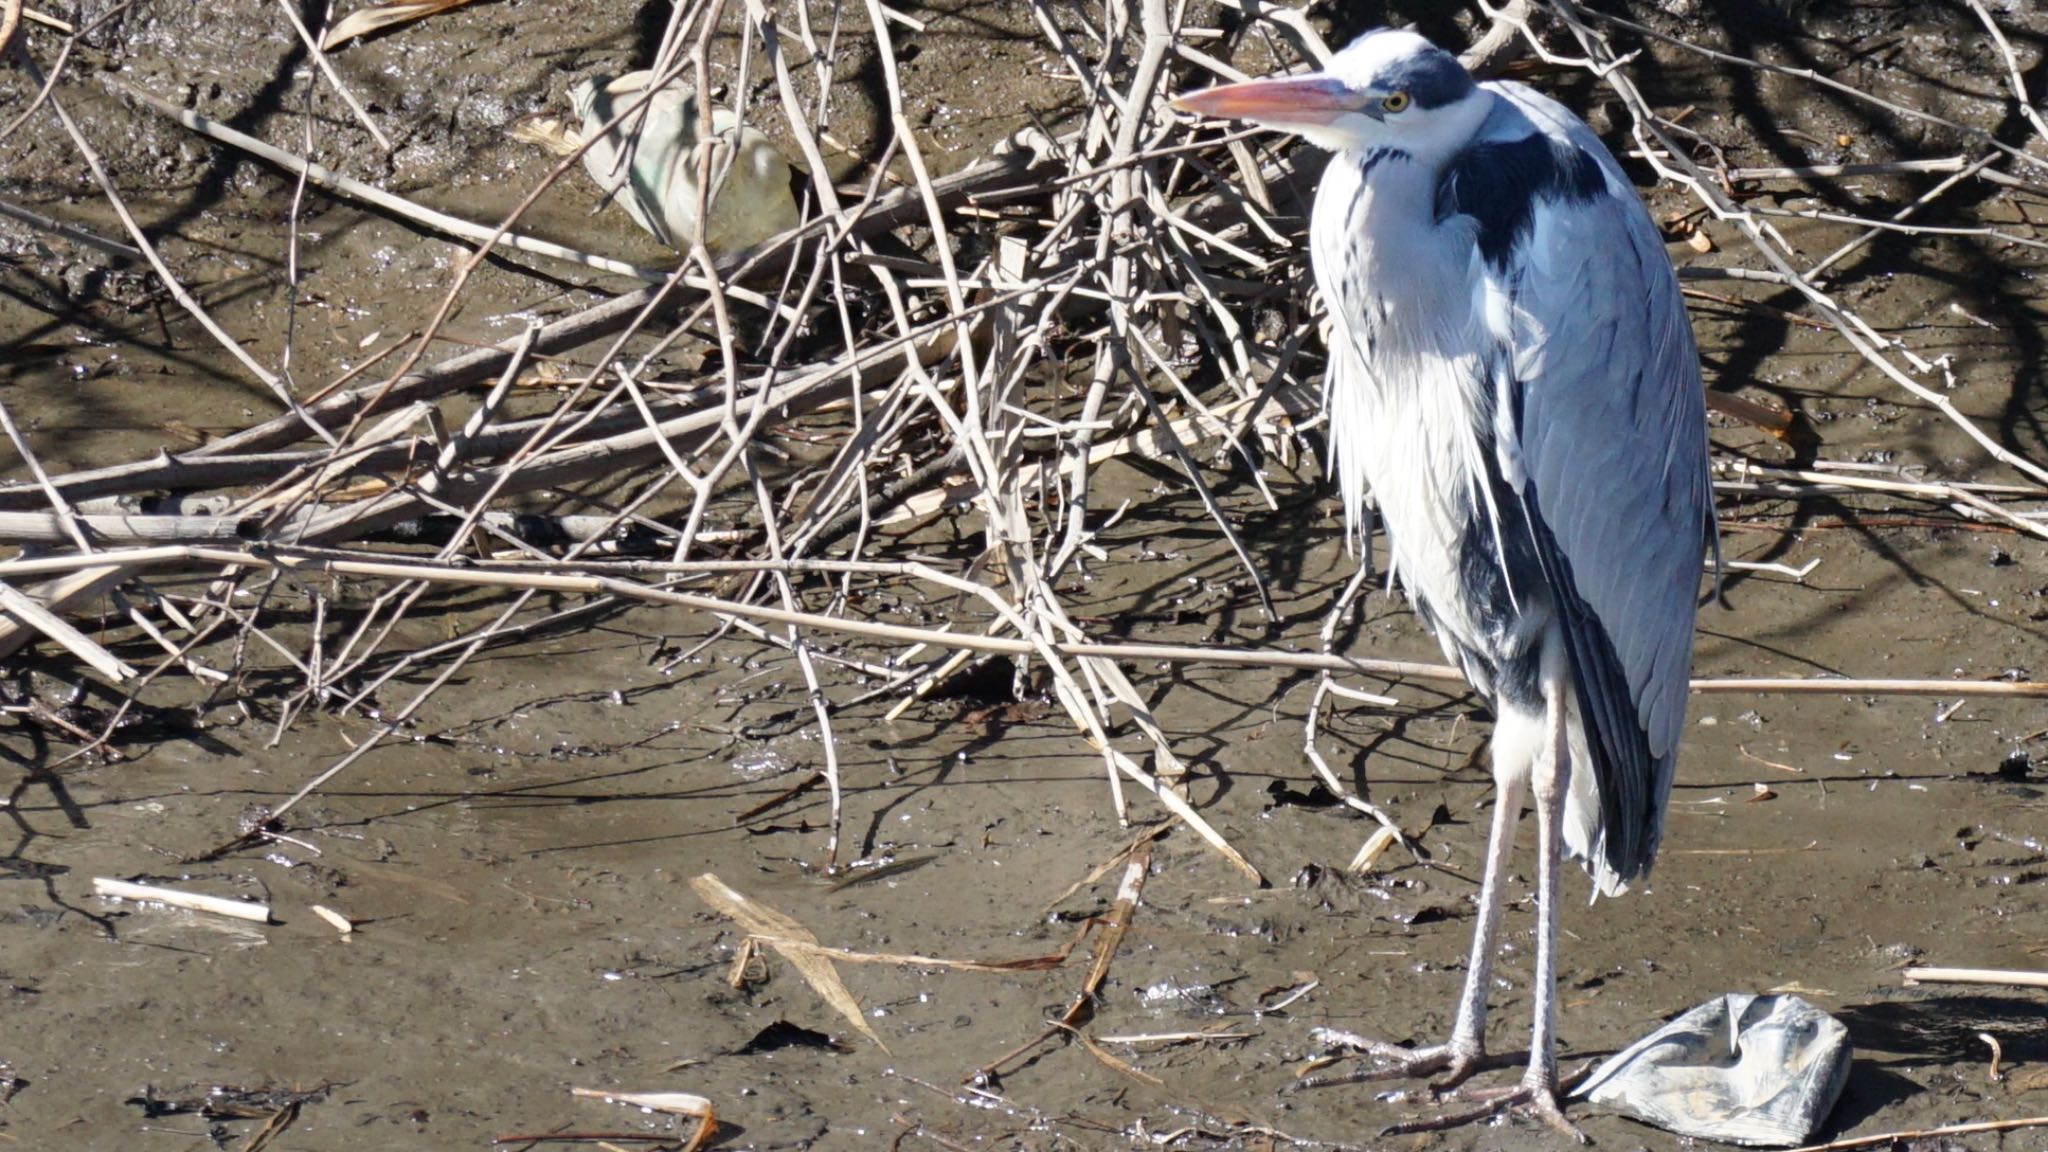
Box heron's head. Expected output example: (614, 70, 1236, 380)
(1171, 30, 1487, 159)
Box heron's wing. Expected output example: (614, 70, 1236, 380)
(1446, 84, 1715, 887)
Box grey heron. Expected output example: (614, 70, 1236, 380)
(1173, 30, 1714, 1137)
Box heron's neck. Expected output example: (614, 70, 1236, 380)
(1346, 146, 1436, 217)
(1322, 147, 1449, 294)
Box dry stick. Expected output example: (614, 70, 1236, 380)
(1012, 0, 1228, 811)
(1538, 2, 2048, 490)
(0, 0, 132, 152)
(877, 393, 1305, 525)
(0, 579, 134, 681)
(1045, 0, 1166, 582)
(192, 284, 667, 457)
(292, 331, 547, 712)
(0, 398, 138, 679)
(1213, 0, 1332, 66)
(1715, 461, 2048, 541)
(421, 325, 537, 500)
(746, 453, 848, 863)
(1724, 156, 1969, 182)
(112, 80, 666, 284)
(853, 0, 990, 484)
(612, 243, 837, 708)
(1784, 1116, 2048, 1152)
(38, 590, 245, 772)
(179, 281, 1056, 705)
(1304, 563, 1409, 843)
(91, 877, 271, 923)
(0, 400, 93, 555)
(1758, 202, 2048, 254)
(9, 544, 2047, 704)
(1718, 459, 2045, 498)
(977, 842, 1155, 1081)
(109, 586, 228, 685)
(1802, 153, 2001, 282)
(0, 564, 130, 663)
(272, 0, 391, 152)
(850, 0, 1189, 833)
(268, 291, 736, 802)
(160, 148, 1050, 463)
(1900, 966, 2048, 989)
(24, 58, 338, 448)
(1945, 486, 2048, 540)
(1580, 5, 2048, 182)
(1967, 0, 2048, 148)
(200, 40, 776, 502)
(1113, 261, 1276, 617)
(19, 4, 67, 32)
(0, 197, 143, 259)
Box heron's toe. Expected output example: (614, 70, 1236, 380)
(1290, 1036, 1497, 1091)
(1381, 1062, 1594, 1141)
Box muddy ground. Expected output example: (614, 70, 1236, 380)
(3, 0, 2047, 1149)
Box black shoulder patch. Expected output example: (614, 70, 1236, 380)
(1435, 133, 1606, 268)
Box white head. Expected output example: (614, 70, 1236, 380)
(1172, 30, 1491, 161)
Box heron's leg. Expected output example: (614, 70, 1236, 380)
(1516, 669, 1583, 1137)
(1304, 719, 1532, 1091)
(1417, 669, 1587, 1141)
(1429, 765, 1525, 1083)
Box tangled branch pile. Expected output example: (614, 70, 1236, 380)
(3, 0, 2046, 869)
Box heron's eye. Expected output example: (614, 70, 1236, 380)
(1382, 91, 1411, 114)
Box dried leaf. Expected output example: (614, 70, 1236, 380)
(321, 0, 480, 49)
(507, 111, 582, 156)
(1705, 391, 1796, 439)
(1063, 1024, 1164, 1086)
(570, 1087, 713, 1115)
(571, 1088, 717, 1152)
(1070, 844, 1153, 1022)
(689, 873, 887, 1051)
(725, 937, 760, 989)
(1346, 825, 1399, 875)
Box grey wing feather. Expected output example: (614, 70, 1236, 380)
(1476, 84, 1715, 883)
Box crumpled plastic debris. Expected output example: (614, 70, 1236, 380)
(567, 71, 799, 255)
(1574, 992, 1851, 1147)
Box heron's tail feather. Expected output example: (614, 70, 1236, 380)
(1559, 685, 1632, 900)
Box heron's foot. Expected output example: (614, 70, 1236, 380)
(1381, 1064, 1591, 1142)
(1294, 1034, 1503, 1094)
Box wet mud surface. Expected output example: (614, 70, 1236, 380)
(4, 1, 2048, 1149)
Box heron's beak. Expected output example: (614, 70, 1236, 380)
(1169, 75, 1372, 127)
